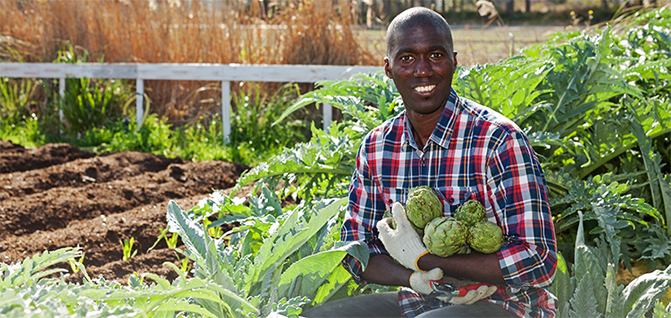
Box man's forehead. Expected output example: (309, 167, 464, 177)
(388, 26, 451, 54)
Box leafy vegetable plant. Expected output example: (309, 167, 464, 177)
(551, 211, 671, 317)
(164, 187, 369, 317)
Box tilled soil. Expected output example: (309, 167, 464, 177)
(0, 140, 250, 284)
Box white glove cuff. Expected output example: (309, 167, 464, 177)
(409, 272, 432, 295)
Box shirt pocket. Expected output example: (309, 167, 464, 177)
(382, 187, 408, 211)
(435, 186, 479, 216)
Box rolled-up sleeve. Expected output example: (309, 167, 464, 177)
(487, 130, 557, 289)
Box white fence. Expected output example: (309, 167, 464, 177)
(0, 63, 381, 142)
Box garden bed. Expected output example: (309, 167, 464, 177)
(0, 140, 248, 284)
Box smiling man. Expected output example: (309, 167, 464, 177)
(303, 7, 557, 318)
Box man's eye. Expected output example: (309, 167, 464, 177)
(430, 53, 443, 58)
(400, 56, 413, 62)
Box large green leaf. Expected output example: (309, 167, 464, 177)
(277, 239, 368, 304)
(628, 114, 671, 233)
(166, 200, 224, 264)
(622, 265, 671, 318)
(245, 198, 347, 294)
(455, 56, 550, 127)
(277, 250, 346, 299)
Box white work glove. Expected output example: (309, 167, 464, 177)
(377, 202, 429, 272)
(409, 268, 444, 295)
(449, 283, 498, 305)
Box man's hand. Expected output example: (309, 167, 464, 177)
(448, 283, 498, 305)
(409, 268, 443, 294)
(377, 202, 428, 272)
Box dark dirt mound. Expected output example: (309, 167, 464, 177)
(0, 195, 208, 267)
(0, 141, 96, 173)
(0, 141, 250, 284)
(0, 160, 246, 238)
(0, 151, 183, 201)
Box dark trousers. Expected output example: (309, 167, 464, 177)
(302, 292, 519, 318)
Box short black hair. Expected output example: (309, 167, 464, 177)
(386, 7, 454, 57)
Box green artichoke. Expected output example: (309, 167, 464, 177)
(467, 221, 505, 254)
(406, 186, 443, 229)
(454, 199, 487, 228)
(422, 217, 467, 257)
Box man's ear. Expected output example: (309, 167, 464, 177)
(453, 51, 458, 67)
(384, 57, 393, 79)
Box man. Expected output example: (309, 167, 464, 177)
(304, 7, 557, 318)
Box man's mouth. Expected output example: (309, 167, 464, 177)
(414, 85, 436, 93)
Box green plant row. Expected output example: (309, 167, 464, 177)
(0, 83, 307, 166)
(0, 44, 308, 166)
(0, 188, 374, 317)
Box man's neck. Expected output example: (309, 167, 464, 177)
(407, 110, 442, 149)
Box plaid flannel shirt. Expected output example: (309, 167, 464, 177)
(341, 89, 558, 318)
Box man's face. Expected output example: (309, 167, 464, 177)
(384, 25, 458, 117)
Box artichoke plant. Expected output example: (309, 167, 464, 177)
(467, 221, 505, 254)
(422, 217, 468, 257)
(454, 199, 487, 227)
(406, 186, 443, 229)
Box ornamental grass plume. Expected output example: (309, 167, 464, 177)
(0, 0, 375, 125)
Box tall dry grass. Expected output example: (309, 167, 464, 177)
(0, 0, 378, 124)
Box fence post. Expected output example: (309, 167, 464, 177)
(136, 79, 144, 128)
(58, 77, 65, 124)
(221, 81, 231, 144)
(323, 103, 332, 132)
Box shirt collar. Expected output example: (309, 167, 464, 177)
(401, 89, 460, 150)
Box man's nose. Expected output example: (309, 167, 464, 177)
(413, 57, 432, 77)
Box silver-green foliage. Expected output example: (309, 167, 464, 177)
(0, 247, 265, 317)
(0, 191, 371, 317)
(165, 189, 369, 317)
(551, 210, 671, 318)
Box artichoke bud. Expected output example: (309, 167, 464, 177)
(422, 217, 467, 257)
(467, 221, 505, 254)
(406, 186, 443, 229)
(454, 199, 487, 228)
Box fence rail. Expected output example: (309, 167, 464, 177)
(0, 63, 382, 142)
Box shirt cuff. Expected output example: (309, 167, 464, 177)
(342, 254, 368, 285)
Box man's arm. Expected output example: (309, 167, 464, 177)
(480, 129, 557, 289)
(417, 252, 505, 286)
(342, 132, 405, 286)
(361, 254, 413, 287)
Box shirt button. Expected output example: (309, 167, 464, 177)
(448, 198, 455, 204)
(420, 159, 427, 166)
